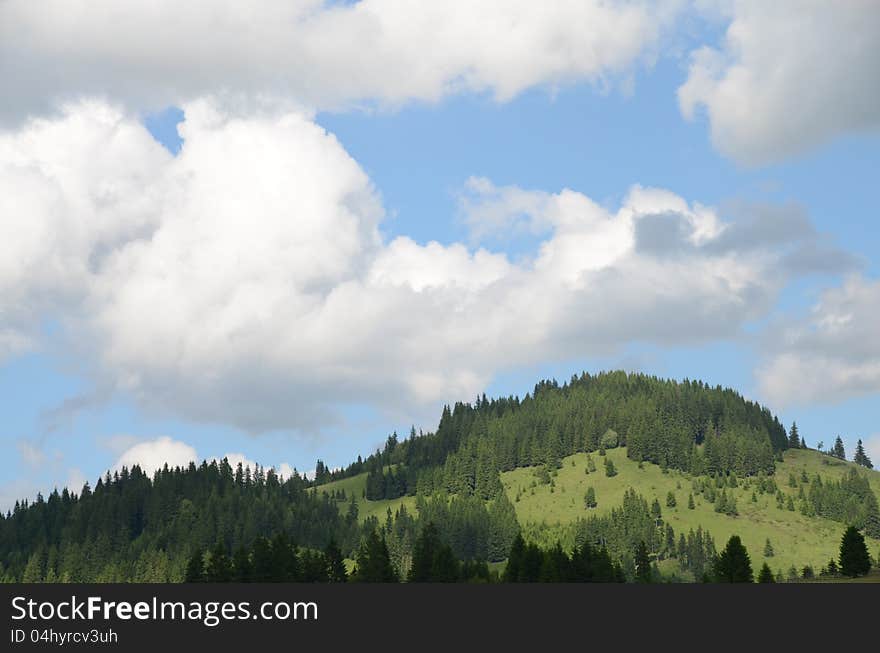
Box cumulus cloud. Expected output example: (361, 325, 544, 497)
(679, 1, 880, 164)
(0, 0, 679, 123)
(757, 276, 880, 407)
(114, 436, 198, 475)
(0, 100, 852, 433)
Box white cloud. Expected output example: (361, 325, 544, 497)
(0, 0, 679, 123)
(757, 276, 880, 407)
(679, 1, 880, 164)
(0, 100, 852, 434)
(114, 436, 198, 475)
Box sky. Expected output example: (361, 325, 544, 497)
(1, 1, 879, 510)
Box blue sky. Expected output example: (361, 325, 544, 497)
(1, 2, 879, 509)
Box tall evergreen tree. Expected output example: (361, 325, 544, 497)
(853, 439, 873, 469)
(832, 436, 846, 460)
(714, 535, 753, 583)
(324, 540, 348, 583)
(205, 542, 232, 582)
(184, 548, 204, 583)
(634, 541, 652, 583)
(353, 530, 397, 582)
(757, 562, 775, 583)
(788, 422, 800, 449)
(839, 526, 871, 577)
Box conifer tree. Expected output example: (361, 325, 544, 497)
(788, 422, 800, 449)
(714, 535, 753, 582)
(184, 548, 204, 583)
(832, 436, 846, 460)
(666, 491, 677, 508)
(853, 439, 873, 469)
(839, 525, 871, 577)
(763, 539, 774, 558)
(634, 541, 652, 583)
(604, 458, 617, 477)
(353, 530, 397, 582)
(324, 540, 348, 583)
(687, 493, 695, 510)
(757, 562, 775, 583)
(205, 542, 232, 582)
(584, 486, 597, 509)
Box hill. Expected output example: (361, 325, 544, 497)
(3, 371, 878, 582)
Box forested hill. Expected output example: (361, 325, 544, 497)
(318, 371, 789, 501)
(0, 371, 806, 582)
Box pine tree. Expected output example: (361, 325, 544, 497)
(232, 546, 251, 582)
(634, 541, 652, 583)
(788, 422, 800, 449)
(853, 439, 873, 469)
(604, 458, 617, 477)
(832, 436, 846, 460)
(714, 535, 753, 582)
(353, 530, 397, 582)
(757, 562, 775, 583)
(584, 486, 597, 509)
(184, 548, 204, 583)
(324, 540, 348, 583)
(763, 538, 774, 558)
(666, 491, 677, 508)
(205, 542, 232, 582)
(839, 525, 871, 577)
(687, 493, 695, 510)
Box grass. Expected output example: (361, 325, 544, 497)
(501, 447, 880, 576)
(312, 470, 416, 524)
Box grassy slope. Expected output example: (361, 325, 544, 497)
(312, 447, 880, 578)
(501, 447, 880, 576)
(312, 471, 416, 524)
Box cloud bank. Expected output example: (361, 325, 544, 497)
(1, 100, 853, 433)
(0, 0, 679, 123)
(679, 0, 880, 164)
(758, 276, 880, 408)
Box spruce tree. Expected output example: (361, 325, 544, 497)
(832, 436, 846, 460)
(788, 422, 800, 449)
(604, 458, 617, 477)
(853, 439, 873, 469)
(763, 538, 774, 558)
(757, 562, 775, 583)
(353, 530, 397, 582)
(584, 486, 597, 509)
(839, 525, 871, 577)
(687, 493, 695, 510)
(666, 491, 677, 508)
(634, 541, 652, 583)
(205, 542, 232, 582)
(184, 548, 204, 583)
(714, 535, 753, 582)
(324, 540, 348, 583)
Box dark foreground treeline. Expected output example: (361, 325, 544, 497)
(182, 524, 875, 584)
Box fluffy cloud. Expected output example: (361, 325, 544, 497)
(114, 436, 198, 476)
(0, 100, 852, 433)
(0, 0, 678, 123)
(757, 276, 880, 407)
(679, 1, 880, 164)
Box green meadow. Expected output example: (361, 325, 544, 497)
(502, 447, 880, 576)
